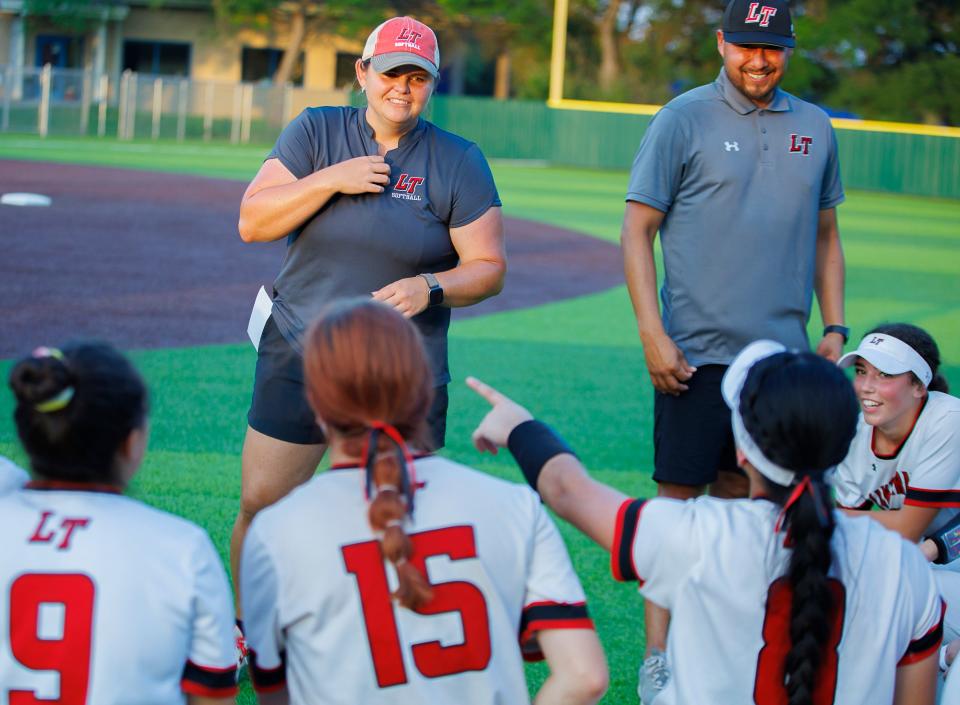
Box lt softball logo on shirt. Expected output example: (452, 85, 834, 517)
(744, 3, 777, 27)
(789, 134, 813, 155)
(393, 173, 425, 201)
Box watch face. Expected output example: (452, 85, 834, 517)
(429, 286, 444, 306)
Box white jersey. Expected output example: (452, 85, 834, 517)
(241, 455, 593, 704)
(612, 496, 944, 705)
(0, 455, 29, 494)
(832, 391, 960, 534)
(0, 482, 237, 703)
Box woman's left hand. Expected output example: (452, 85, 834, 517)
(372, 276, 430, 318)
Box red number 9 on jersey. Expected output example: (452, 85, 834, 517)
(8, 573, 95, 705)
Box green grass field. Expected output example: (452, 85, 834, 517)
(2, 134, 959, 702)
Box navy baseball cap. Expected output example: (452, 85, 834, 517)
(722, 0, 795, 48)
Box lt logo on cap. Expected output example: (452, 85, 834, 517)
(396, 27, 423, 50)
(744, 3, 778, 27)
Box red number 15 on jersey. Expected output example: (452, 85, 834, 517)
(342, 524, 492, 688)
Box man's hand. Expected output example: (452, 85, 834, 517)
(641, 331, 696, 395)
(815, 332, 844, 362)
(466, 377, 533, 454)
(372, 276, 430, 318)
(329, 155, 391, 195)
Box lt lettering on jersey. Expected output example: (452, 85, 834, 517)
(393, 173, 425, 201)
(744, 3, 777, 27)
(868, 470, 910, 510)
(789, 134, 813, 155)
(29, 510, 91, 550)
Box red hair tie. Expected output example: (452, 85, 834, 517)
(774, 475, 829, 534)
(362, 421, 419, 514)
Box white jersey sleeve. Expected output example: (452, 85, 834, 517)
(518, 497, 592, 659)
(182, 532, 239, 697)
(896, 542, 945, 666)
(240, 520, 287, 693)
(904, 407, 960, 508)
(610, 498, 701, 609)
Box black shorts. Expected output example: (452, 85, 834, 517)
(248, 317, 448, 449)
(653, 365, 740, 487)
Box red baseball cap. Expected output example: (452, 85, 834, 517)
(361, 17, 440, 78)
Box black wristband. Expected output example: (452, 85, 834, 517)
(507, 420, 576, 492)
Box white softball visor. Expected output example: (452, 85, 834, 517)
(837, 333, 932, 388)
(722, 340, 796, 487)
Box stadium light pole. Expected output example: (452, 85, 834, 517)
(548, 0, 569, 106)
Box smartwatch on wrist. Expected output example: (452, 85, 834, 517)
(419, 273, 444, 307)
(823, 324, 850, 344)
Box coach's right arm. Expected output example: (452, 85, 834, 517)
(622, 202, 696, 396)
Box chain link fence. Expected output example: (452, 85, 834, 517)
(0, 64, 350, 143)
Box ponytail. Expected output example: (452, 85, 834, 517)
(770, 477, 837, 705)
(737, 351, 858, 705)
(352, 425, 432, 610)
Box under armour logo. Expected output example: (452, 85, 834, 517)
(745, 3, 777, 27)
(724, 141, 740, 152)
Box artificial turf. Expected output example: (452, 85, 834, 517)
(1, 134, 958, 702)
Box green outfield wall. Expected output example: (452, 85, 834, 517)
(424, 95, 960, 200)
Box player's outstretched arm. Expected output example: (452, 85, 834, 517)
(894, 651, 937, 705)
(534, 628, 608, 705)
(467, 377, 628, 552)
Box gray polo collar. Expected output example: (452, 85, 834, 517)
(357, 108, 427, 153)
(714, 69, 790, 114)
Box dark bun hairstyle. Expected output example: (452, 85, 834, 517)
(9, 342, 148, 484)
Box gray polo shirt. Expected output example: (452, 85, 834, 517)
(627, 69, 844, 366)
(267, 107, 501, 386)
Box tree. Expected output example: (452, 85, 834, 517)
(213, 0, 388, 86)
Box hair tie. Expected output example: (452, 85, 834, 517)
(362, 422, 419, 514)
(32, 346, 65, 361)
(386, 518, 404, 529)
(35, 387, 75, 413)
(774, 475, 829, 533)
(29, 347, 75, 413)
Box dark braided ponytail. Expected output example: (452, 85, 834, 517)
(303, 299, 435, 610)
(739, 352, 858, 705)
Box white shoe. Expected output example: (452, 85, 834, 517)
(638, 648, 669, 704)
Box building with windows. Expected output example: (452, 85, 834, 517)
(0, 0, 362, 91)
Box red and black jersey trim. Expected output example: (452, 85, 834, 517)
(905, 487, 960, 508)
(611, 498, 647, 583)
(25, 480, 122, 494)
(250, 648, 287, 693)
(871, 396, 927, 459)
(837, 499, 874, 511)
(181, 661, 237, 697)
(899, 599, 946, 666)
(519, 601, 593, 662)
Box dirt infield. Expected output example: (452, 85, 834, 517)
(0, 159, 623, 358)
